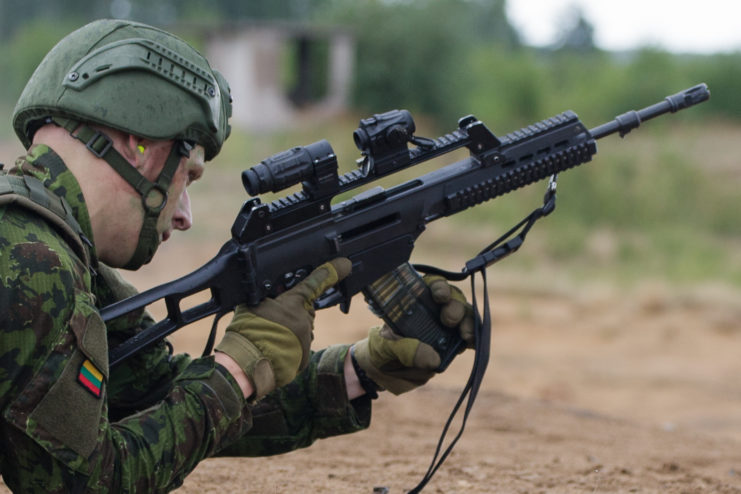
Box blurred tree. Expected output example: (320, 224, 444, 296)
(551, 5, 598, 53)
(161, 0, 333, 22)
(0, 0, 735, 127)
(466, 46, 547, 129)
(686, 53, 741, 120)
(0, 0, 109, 40)
(460, 0, 521, 47)
(327, 0, 519, 123)
(0, 18, 81, 102)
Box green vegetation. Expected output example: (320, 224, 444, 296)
(0, 0, 738, 289)
(1, 1, 738, 127)
(456, 123, 741, 288)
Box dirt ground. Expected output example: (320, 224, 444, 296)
(1, 133, 740, 491)
(144, 233, 741, 493)
(168, 274, 741, 494)
(6, 233, 740, 494)
(169, 265, 741, 494)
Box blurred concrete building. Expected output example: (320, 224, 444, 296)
(205, 22, 355, 131)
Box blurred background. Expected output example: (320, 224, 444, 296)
(0, 0, 738, 292)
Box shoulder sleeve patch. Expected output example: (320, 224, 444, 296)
(78, 358, 104, 398)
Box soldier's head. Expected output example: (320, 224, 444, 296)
(12, 19, 232, 269)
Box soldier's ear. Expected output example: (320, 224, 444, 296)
(125, 134, 148, 168)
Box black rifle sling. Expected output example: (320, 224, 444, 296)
(408, 175, 558, 493)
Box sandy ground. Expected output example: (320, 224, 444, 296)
(1, 137, 740, 492)
(168, 263, 741, 494)
(4, 235, 740, 493)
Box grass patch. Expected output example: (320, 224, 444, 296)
(408, 121, 741, 289)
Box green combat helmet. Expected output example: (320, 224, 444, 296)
(12, 19, 232, 269)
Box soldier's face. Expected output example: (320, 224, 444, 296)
(110, 141, 206, 267)
(156, 144, 205, 243)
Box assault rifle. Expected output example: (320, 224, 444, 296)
(103, 84, 708, 493)
(103, 83, 709, 368)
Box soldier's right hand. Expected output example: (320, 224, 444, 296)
(215, 258, 351, 399)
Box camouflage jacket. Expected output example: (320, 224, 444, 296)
(0, 146, 371, 493)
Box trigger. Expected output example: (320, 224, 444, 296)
(313, 287, 352, 313)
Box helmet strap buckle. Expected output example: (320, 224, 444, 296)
(84, 130, 113, 159)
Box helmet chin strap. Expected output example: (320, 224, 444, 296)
(53, 117, 191, 269)
(123, 143, 185, 270)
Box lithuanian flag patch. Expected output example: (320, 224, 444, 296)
(78, 359, 104, 398)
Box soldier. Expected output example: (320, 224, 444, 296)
(0, 19, 473, 492)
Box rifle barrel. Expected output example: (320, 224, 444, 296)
(589, 83, 710, 140)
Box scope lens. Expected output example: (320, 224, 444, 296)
(353, 128, 369, 151)
(242, 167, 266, 196)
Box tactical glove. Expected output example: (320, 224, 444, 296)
(216, 258, 352, 399)
(353, 275, 474, 395)
(425, 275, 475, 347)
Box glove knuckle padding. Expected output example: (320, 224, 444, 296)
(216, 258, 351, 396)
(228, 309, 304, 386)
(355, 326, 440, 395)
(252, 298, 310, 331)
(377, 336, 418, 369)
(250, 298, 313, 368)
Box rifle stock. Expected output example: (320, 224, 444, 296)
(104, 83, 710, 368)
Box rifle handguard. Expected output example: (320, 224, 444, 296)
(362, 262, 466, 371)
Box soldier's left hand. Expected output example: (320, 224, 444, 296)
(352, 276, 474, 395)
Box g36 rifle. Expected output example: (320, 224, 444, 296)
(102, 83, 709, 493)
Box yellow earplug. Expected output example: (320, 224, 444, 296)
(137, 145, 146, 154)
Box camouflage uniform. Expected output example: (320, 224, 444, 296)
(0, 146, 371, 493)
